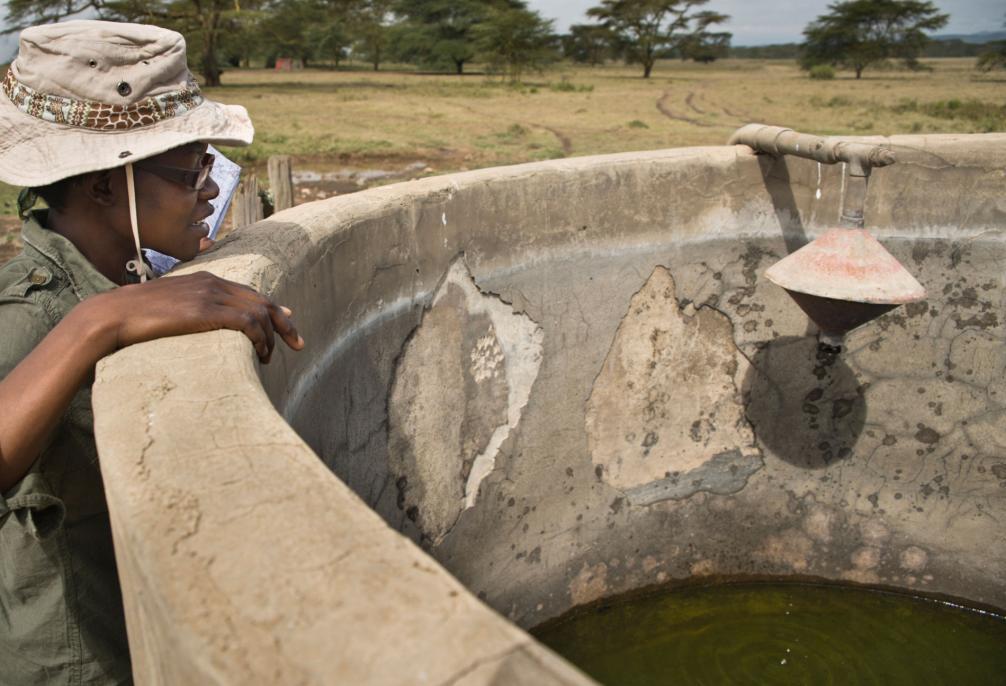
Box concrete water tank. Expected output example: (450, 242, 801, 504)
(92, 132, 1006, 684)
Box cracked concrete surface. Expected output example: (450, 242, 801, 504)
(389, 259, 543, 541)
(91, 134, 1006, 684)
(586, 266, 760, 500)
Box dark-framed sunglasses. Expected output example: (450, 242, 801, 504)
(134, 152, 215, 191)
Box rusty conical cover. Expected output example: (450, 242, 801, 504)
(765, 228, 926, 338)
(765, 229, 925, 304)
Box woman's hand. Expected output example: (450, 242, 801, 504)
(87, 271, 304, 364)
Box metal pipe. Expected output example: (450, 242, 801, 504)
(728, 123, 896, 170)
(729, 123, 896, 231)
(840, 170, 869, 229)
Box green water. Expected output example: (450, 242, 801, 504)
(534, 582, 1006, 686)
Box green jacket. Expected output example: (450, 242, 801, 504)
(0, 212, 131, 685)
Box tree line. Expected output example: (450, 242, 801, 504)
(731, 37, 1005, 61)
(4, 0, 1003, 85)
(3, 0, 733, 84)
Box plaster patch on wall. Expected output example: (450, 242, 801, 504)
(586, 266, 760, 502)
(389, 258, 543, 541)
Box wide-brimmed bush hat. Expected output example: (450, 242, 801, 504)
(0, 20, 253, 187)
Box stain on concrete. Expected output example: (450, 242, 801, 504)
(624, 449, 763, 506)
(802, 505, 835, 544)
(388, 258, 543, 542)
(914, 424, 941, 445)
(859, 520, 890, 547)
(569, 562, 609, 606)
(690, 559, 716, 576)
(757, 530, 814, 572)
(899, 546, 929, 572)
(841, 545, 882, 584)
(586, 266, 759, 498)
(641, 556, 660, 574)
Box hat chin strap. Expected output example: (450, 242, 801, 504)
(124, 163, 153, 283)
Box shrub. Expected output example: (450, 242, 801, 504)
(627, 119, 649, 129)
(890, 98, 1006, 131)
(809, 65, 835, 80)
(549, 77, 595, 93)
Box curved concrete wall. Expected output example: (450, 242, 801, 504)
(93, 134, 1006, 683)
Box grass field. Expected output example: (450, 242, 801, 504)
(2, 57, 1003, 262)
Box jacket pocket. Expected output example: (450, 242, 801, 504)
(0, 471, 75, 685)
(0, 470, 66, 539)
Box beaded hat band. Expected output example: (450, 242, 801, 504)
(2, 68, 204, 131)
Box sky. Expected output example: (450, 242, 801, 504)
(526, 0, 1005, 45)
(0, 0, 1003, 58)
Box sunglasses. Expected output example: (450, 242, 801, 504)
(134, 152, 215, 190)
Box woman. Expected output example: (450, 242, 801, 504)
(0, 21, 302, 684)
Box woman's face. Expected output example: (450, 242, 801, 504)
(129, 142, 220, 262)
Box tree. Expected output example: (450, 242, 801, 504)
(800, 0, 949, 79)
(305, 20, 352, 68)
(258, 0, 325, 67)
(4, 0, 263, 86)
(392, 0, 519, 75)
(562, 23, 618, 66)
(586, 0, 729, 78)
(678, 30, 731, 62)
(220, 9, 267, 68)
(977, 42, 1006, 72)
(976, 15, 1006, 72)
(350, 0, 394, 71)
(474, 4, 556, 82)
(259, 0, 356, 69)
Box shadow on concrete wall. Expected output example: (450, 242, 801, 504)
(758, 155, 811, 256)
(742, 335, 867, 469)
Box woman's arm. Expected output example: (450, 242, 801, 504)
(0, 271, 303, 492)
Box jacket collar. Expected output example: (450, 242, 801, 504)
(21, 210, 118, 300)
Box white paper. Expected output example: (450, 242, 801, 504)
(146, 145, 243, 275)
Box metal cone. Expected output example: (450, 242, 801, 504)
(765, 228, 926, 338)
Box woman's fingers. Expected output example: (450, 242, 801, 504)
(269, 304, 304, 351)
(213, 280, 301, 362)
(223, 282, 304, 356)
(234, 309, 269, 361)
(255, 304, 276, 361)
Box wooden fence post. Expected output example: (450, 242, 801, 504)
(268, 155, 294, 213)
(231, 175, 263, 230)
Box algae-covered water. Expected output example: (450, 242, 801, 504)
(534, 582, 1006, 685)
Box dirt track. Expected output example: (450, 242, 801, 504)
(538, 125, 573, 156)
(656, 89, 716, 127)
